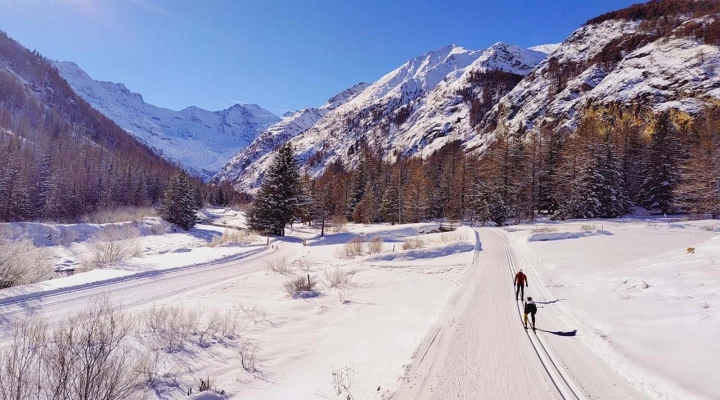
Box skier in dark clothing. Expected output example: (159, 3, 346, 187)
(514, 269, 528, 300)
(524, 297, 537, 330)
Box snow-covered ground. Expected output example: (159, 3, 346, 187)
(0, 211, 475, 399)
(2, 212, 718, 399)
(505, 218, 720, 400)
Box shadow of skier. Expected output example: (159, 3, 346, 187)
(536, 329, 577, 337)
(536, 299, 564, 305)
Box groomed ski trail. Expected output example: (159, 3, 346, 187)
(0, 240, 300, 343)
(394, 228, 648, 400)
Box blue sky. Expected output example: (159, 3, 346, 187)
(0, 0, 639, 114)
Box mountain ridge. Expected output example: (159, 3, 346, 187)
(53, 60, 280, 180)
(215, 42, 548, 192)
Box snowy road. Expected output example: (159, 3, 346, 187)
(0, 241, 299, 342)
(394, 228, 647, 400)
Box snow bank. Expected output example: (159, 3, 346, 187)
(191, 392, 226, 400)
(527, 229, 612, 242)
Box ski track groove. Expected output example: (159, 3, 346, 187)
(494, 228, 583, 400)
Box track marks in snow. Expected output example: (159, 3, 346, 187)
(493, 228, 648, 400)
(394, 228, 648, 400)
(394, 229, 558, 399)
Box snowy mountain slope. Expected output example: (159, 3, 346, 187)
(289, 43, 544, 174)
(474, 19, 642, 145)
(213, 82, 369, 190)
(212, 83, 370, 189)
(529, 43, 561, 55)
(221, 43, 545, 192)
(473, 13, 720, 149)
(53, 61, 280, 180)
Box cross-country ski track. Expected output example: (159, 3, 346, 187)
(0, 241, 294, 342)
(394, 228, 648, 400)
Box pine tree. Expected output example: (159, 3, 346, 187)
(638, 112, 681, 213)
(247, 143, 303, 236)
(554, 124, 628, 219)
(595, 132, 629, 217)
(160, 172, 198, 230)
(352, 181, 377, 224)
(379, 178, 400, 224)
(346, 153, 370, 220)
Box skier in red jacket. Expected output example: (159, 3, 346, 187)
(514, 269, 528, 301)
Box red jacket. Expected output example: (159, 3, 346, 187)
(515, 271, 527, 286)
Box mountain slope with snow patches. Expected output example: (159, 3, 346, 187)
(53, 61, 280, 180)
(218, 43, 546, 192)
(474, 13, 720, 149)
(212, 83, 369, 189)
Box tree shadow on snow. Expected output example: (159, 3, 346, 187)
(537, 329, 577, 337)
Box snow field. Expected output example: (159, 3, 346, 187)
(0, 212, 476, 399)
(507, 218, 720, 400)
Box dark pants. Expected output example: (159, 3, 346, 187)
(524, 311, 536, 327)
(515, 284, 524, 300)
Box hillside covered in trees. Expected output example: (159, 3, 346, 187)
(0, 30, 187, 222)
(298, 104, 720, 226)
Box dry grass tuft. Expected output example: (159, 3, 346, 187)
(402, 237, 424, 250)
(210, 229, 256, 247)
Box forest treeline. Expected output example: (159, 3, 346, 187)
(303, 105, 720, 226)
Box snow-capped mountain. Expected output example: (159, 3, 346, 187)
(217, 43, 546, 192)
(53, 61, 280, 180)
(474, 11, 720, 149)
(212, 83, 369, 189)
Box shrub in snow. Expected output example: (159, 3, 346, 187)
(142, 304, 200, 352)
(239, 340, 259, 371)
(324, 267, 352, 288)
(532, 226, 558, 234)
(209, 229, 256, 247)
(0, 297, 140, 400)
(284, 275, 319, 298)
(191, 373, 224, 396)
(0, 236, 53, 288)
(84, 225, 141, 269)
(330, 215, 349, 233)
(687, 247, 696, 254)
(81, 206, 157, 224)
(402, 237, 424, 250)
(337, 286, 356, 304)
(238, 302, 268, 325)
(332, 365, 356, 397)
(340, 237, 365, 258)
(265, 256, 290, 274)
(700, 224, 719, 232)
(366, 237, 383, 254)
(580, 224, 597, 231)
